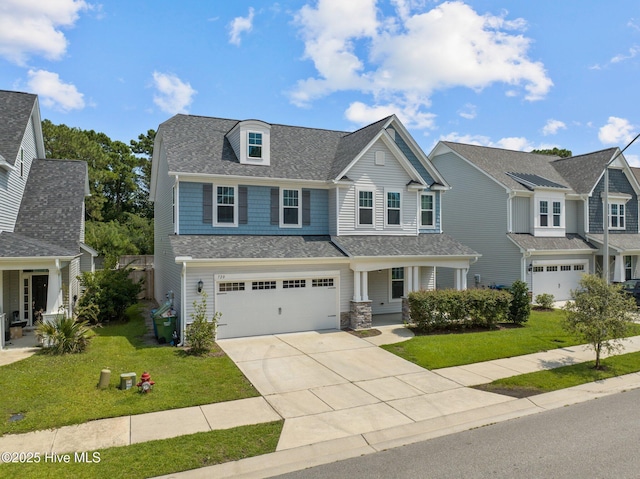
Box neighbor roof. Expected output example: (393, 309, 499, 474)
(586, 234, 640, 253)
(550, 148, 618, 194)
(331, 234, 479, 258)
(441, 141, 572, 193)
(507, 233, 597, 252)
(0, 90, 37, 166)
(0, 232, 78, 258)
(14, 159, 88, 254)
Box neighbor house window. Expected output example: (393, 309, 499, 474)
(421, 193, 434, 227)
(215, 186, 236, 224)
(609, 203, 625, 229)
(625, 256, 633, 280)
(281, 189, 301, 226)
(248, 132, 262, 158)
(391, 267, 404, 300)
(539, 201, 548, 227)
(553, 201, 561, 227)
(358, 190, 374, 225)
(386, 191, 401, 226)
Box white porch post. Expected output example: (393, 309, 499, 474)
(613, 255, 625, 283)
(413, 266, 420, 292)
(361, 271, 369, 301)
(44, 260, 63, 321)
(460, 268, 468, 290)
(353, 270, 361, 302)
(406, 267, 413, 293)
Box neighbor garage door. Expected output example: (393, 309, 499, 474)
(532, 263, 587, 301)
(215, 273, 339, 339)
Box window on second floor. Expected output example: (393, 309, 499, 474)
(539, 200, 548, 227)
(539, 199, 562, 228)
(216, 186, 236, 225)
(420, 193, 434, 227)
(386, 191, 401, 226)
(552, 201, 561, 227)
(609, 203, 625, 229)
(281, 188, 301, 227)
(358, 190, 374, 226)
(248, 132, 262, 158)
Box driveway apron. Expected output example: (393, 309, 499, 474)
(218, 330, 515, 451)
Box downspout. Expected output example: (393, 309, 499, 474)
(179, 261, 187, 346)
(507, 192, 516, 233)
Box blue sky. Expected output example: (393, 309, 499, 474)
(2, 0, 640, 164)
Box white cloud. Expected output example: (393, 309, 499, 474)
(626, 154, 640, 168)
(542, 119, 566, 136)
(151, 72, 197, 115)
(598, 116, 636, 145)
(459, 103, 477, 120)
(27, 69, 85, 111)
(228, 7, 255, 46)
(345, 100, 436, 129)
(439, 131, 533, 151)
(611, 45, 640, 64)
(290, 0, 552, 127)
(0, 0, 88, 65)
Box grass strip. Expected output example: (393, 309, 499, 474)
(382, 309, 640, 369)
(0, 421, 283, 479)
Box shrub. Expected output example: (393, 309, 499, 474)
(36, 315, 93, 354)
(407, 288, 512, 333)
(186, 293, 219, 355)
(508, 280, 531, 325)
(77, 267, 143, 323)
(535, 293, 555, 309)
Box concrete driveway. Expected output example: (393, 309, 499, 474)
(218, 329, 515, 450)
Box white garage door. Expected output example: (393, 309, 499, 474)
(532, 263, 587, 301)
(215, 274, 339, 339)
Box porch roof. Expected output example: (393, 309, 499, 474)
(0, 231, 78, 258)
(170, 235, 348, 260)
(586, 234, 640, 253)
(507, 233, 597, 252)
(330, 234, 479, 258)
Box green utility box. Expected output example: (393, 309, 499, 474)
(154, 315, 177, 344)
(119, 372, 136, 390)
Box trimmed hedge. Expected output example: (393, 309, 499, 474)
(407, 289, 512, 333)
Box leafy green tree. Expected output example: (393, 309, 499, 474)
(186, 293, 219, 355)
(130, 129, 156, 219)
(563, 274, 637, 369)
(531, 147, 573, 158)
(77, 268, 143, 323)
(508, 280, 531, 324)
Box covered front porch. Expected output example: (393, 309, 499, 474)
(587, 234, 640, 282)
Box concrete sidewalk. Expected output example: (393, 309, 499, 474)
(2, 328, 640, 479)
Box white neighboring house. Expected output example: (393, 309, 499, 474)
(0, 90, 93, 346)
(151, 114, 480, 340)
(430, 142, 640, 300)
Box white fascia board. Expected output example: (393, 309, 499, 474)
(213, 270, 341, 281)
(149, 131, 164, 201)
(0, 256, 77, 270)
(350, 255, 480, 271)
(174, 257, 350, 267)
(170, 172, 329, 189)
(388, 117, 450, 188)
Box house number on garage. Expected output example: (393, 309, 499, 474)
(216, 275, 225, 280)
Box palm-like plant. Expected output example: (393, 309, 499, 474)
(36, 315, 93, 354)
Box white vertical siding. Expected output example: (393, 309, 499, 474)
(565, 199, 578, 234)
(328, 188, 337, 235)
(512, 196, 530, 233)
(432, 151, 522, 289)
(338, 139, 417, 235)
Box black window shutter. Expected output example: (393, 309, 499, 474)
(270, 188, 279, 225)
(238, 186, 248, 224)
(203, 184, 212, 223)
(302, 189, 311, 226)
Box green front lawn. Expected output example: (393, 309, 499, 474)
(0, 305, 258, 435)
(0, 421, 283, 479)
(382, 309, 640, 369)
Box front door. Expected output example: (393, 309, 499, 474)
(32, 275, 48, 324)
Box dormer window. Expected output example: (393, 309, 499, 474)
(609, 203, 625, 229)
(248, 132, 262, 158)
(539, 199, 562, 228)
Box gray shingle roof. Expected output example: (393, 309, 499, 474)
(0, 90, 37, 166)
(586, 234, 640, 253)
(507, 233, 597, 252)
(0, 232, 78, 258)
(331, 234, 479, 257)
(505, 172, 568, 190)
(441, 142, 573, 192)
(14, 159, 87, 253)
(169, 235, 348, 260)
(550, 148, 617, 194)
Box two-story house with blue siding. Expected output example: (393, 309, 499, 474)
(430, 142, 640, 301)
(0, 90, 94, 347)
(151, 114, 479, 340)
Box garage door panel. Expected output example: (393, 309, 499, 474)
(532, 263, 586, 301)
(215, 276, 338, 339)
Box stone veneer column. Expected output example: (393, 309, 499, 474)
(350, 301, 372, 330)
(402, 296, 411, 324)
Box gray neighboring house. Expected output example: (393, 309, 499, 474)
(151, 114, 479, 340)
(0, 90, 94, 343)
(430, 141, 640, 300)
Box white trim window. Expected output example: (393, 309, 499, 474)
(390, 267, 404, 300)
(609, 202, 625, 229)
(420, 193, 435, 227)
(552, 201, 561, 227)
(539, 200, 549, 227)
(215, 186, 236, 225)
(248, 132, 263, 158)
(281, 188, 301, 227)
(358, 190, 374, 226)
(386, 190, 402, 226)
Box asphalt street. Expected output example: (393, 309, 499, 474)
(274, 387, 640, 479)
